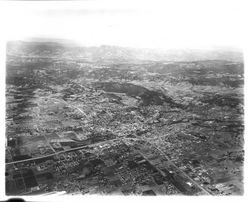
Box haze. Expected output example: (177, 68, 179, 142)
(0, 0, 247, 50)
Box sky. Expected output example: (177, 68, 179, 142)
(0, 0, 248, 50)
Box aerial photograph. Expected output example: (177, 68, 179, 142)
(1, 0, 246, 198)
(5, 40, 244, 196)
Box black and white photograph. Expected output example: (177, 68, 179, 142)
(0, 0, 249, 201)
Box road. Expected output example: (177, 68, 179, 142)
(50, 97, 87, 117)
(6, 134, 212, 195)
(6, 138, 122, 165)
(126, 136, 212, 195)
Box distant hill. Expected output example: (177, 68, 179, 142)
(7, 40, 243, 62)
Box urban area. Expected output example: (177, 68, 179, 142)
(6, 41, 244, 195)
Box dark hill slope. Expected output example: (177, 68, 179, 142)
(93, 82, 182, 107)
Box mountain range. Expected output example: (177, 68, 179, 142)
(7, 40, 243, 63)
